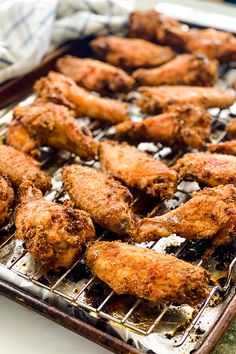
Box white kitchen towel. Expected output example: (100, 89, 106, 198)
(0, 0, 135, 84)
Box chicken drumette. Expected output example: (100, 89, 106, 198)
(62, 165, 136, 236)
(57, 56, 134, 95)
(0, 145, 50, 191)
(208, 140, 236, 155)
(133, 54, 218, 87)
(173, 152, 236, 187)
(135, 185, 236, 246)
(90, 36, 175, 69)
(99, 141, 178, 199)
(6, 99, 98, 160)
(116, 104, 211, 149)
(34, 72, 129, 124)
(0, 176, 14, 226)
(15, 182, 95, 269)
(86, 241, 210, 306)
(136, 86, 234, 114)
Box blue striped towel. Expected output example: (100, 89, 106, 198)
(0, 0, 135, 84)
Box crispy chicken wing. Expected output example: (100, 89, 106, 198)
(62, 165, 136, 236)
(135, 185, 236, 246)
(173, 152, 236, 187)
(0, 145, 50, 191)
(34, 72, 129, 124)
(57, 56, 134, 95)
(226, 119, 236, 136)
(15, 182, 95, 269)
(86, 241, 210, 306)
(6, 99, 98, 160)
(208, 140, 236, 155)
(90, 36, 175, 69)
(0, 176, 14, 225)
(116, 104, 211, 149)
(133, 54, 218, 87)
(99, 141, 178, 199)
(137, 86, 234, 114)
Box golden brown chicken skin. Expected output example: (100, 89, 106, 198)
(226, 119, 236, 136)
(57, 56, 134, 95)
(137, 86, 234, 114)
(34, 72, 129, 124)
(15, 182, 95, 269)
(6, 99, 98, 160)
(90, 36, 175, 69)
(99, 141, 178, 199)
(0, 145, 50, 191)
(86, 241, 210, 306)
(173, 152, 236, 187)
(133, 54, 218, 87)
(208, 140, 236, 156)
(135, 185, 236, 246)
(0, 176, 14, 226)
(62, 165, 136, 236)
(116, 105, 211, 149)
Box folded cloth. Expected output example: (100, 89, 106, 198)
(0, 0, 134, 84)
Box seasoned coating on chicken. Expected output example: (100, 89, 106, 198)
(0, 176, 14, 225)
(226, 119, 236, 136)
(208, 140, 236, 156)
(173, 152, 236, 187)
(137, 86, 234, 114)
(90, 36, 175, 69)
(116, 105, 211, 149)
(99, 141, 178, 199)
(57, 56, 134, 95)
(15, 182, 95, 269)
(128, 10, 179, 42)
(0, 145, 50, 191)
(157, 23, 236, 62)
(86, 241, 210, 306)
(34, 72, 129, 124)
(62, 165, 136, 236)
(135, 185, 236, 246)
(6, 99, 98, 160)
(133, 54, 218, 87)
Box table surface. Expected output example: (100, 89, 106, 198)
(0, 1, 235, 353)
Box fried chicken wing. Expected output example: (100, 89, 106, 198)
(57, 56, 134, 95)
(0, 176, 14, 225)
(208, 140, 236, 155)
(133, 54, 218, 87)
(86, 241, 210, 306)
(157, 22, 236, 62)
(135, 185, 236, 246)
(6, 99, 98, 160)
(137, 86, 234, 114)
(173, 152, 236, 187)
(62, 165, 136, 236)
(116, 105, 211, 149)
(90, 36, 175, 69)
(0, 145, 50, 191)
(226, 119, 236, 136)
(99, 141, 178, 199)
(34, 72, 129, 124)
(15, 182, 95, 269)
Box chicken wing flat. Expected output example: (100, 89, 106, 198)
(15, 182, 95, 269)
(57, 56, 134, 95)
(135, 185, 236, 246)
(137, 86, 234, 114)
(62, 165, 136, 236)
(90, 36, 175, 69)
(6, 99, 98, 160)
(157, 22, 236, 62)
(133, 54, 218, 87)
(208, 140, 236, 155)
(173, 152, 236, 187)
(34, 72, 129, 124)
(86, 241, 210, 306)
(226, 119, 236, 136)
(0, 176, 14, 225)
(99, 141, 178, 199)
(116, 105, 211, 149)
(0, 145, 50, 191)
